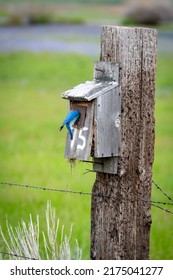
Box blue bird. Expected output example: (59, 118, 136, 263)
(60, 110, 81, 140)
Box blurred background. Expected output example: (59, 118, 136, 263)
(0, 0, 173, 259)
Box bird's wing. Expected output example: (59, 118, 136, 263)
(63, 110, 80, 125)
(69, 114, 80, 128)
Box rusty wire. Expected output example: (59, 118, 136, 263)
(0, 180, 173, 213)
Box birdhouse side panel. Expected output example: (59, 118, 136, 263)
(94, 87, 121, 158)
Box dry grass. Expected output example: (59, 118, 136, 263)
(0, 201, 82, 260)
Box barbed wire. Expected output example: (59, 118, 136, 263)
(0, 250, 38, 260)
(0, 180, 172, 205)
(152, 179, 173, 203)
(0, 179, 173, 260)
(0, 181, 93, 196)
(151, 203, 173, 215)
(0, 180, 173, 214)
(94, 179, 173, 207)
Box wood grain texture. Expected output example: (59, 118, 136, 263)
(93, 61, 121, 174)
(62, 80, 117, 101)
(91, 26, 157, 260)
(94, 88, 120, 158)
(94, 62, 121, 158)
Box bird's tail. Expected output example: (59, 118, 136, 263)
(66, 124, 73, 140)
(59, 125, 64, 131)
(69, 129, 73, 140)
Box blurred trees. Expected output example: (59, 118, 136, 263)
(124, 0, 173, 25)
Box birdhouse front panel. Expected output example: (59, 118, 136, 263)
(64, 101, 94, 161)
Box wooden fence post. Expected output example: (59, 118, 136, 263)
(91, 26, 157, 260)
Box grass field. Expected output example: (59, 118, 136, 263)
(0, 52, 173, 259)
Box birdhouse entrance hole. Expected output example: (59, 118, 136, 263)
(70, 102, 87, 129)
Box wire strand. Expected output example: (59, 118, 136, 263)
(0, 251, 38, 260)
(0, 181, 93, 196)
(152, 179, 173, 203)
(0, 181, 173, 214)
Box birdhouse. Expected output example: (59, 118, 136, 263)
(61, 61, 121, 174)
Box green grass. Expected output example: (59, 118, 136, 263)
(151, 54, 173, 260)
(0, 52, 173, 259)
(0, 52, 95, 259)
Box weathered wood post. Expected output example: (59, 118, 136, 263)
(91, 26, 157, 259)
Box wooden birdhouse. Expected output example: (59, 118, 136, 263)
(61, 61, 121, 174)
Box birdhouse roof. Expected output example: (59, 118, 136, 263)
(61, 80, 118, 101)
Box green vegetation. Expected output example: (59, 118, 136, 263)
(0, 52, 94, 259)
(0, 2, 122, 26)
(0, 201, 82, 259)
(0, 52, 173, 259)
(0, 0, 124, 4)
(0, 0, 127, 27)
(150, 54, 173, 260)
(0, 0, 173, 28)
